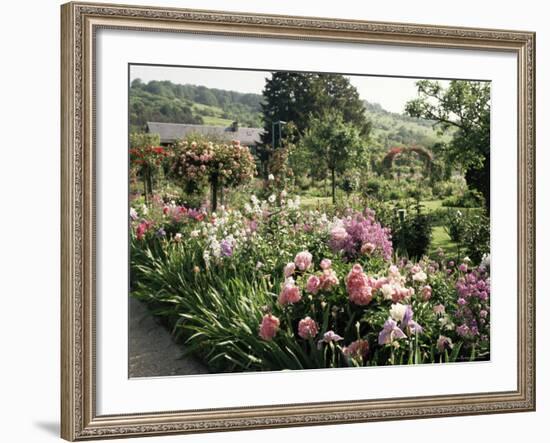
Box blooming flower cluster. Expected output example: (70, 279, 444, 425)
(329, 209, 393, 260)
(454, 262, 491, 340)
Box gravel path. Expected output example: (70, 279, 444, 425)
(129, 297, 209, 377)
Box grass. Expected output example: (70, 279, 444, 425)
(201, 116, 233, 126)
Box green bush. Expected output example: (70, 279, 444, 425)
(390, 202, 433, 259)
(442, 189, 484, 208)
(462, 213, 490, 263)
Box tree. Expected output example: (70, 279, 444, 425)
(259, 72, 371, 178)
(171, 140, 256, 212)
(129, 132, 167, 203)
(405, 80, 490, 211)
(300, 110, 364, 204)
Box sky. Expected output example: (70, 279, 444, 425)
(130, 64, 450, 114)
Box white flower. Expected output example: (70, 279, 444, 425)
(463, 256, 472, 264)
(174, 233, 183, 242)
(481, 253, 491, 268)
(268, 194, 276, 203)
(251, 195, 259, 205)
(256, 261, 264, 269)
(280, 190, 287, 198)
(412, 271, 427, 283)
(129, 207, 138, 220)
(268, 174, 275, 181)
(390, 303, 408, 322)
(381, 284, 395, 301)
(141, 204, 148, 215)
(190, 230, 200, 238)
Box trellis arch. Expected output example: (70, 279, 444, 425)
(381, 145, 433, 172)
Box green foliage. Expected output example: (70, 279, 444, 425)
(406, 80, 490, 210)
(130, 79, 263, 131)
(442, 189, 484, 208)
(391, 202, 433, 259)
(461, 213, 490, 264)
(300, 110, 365, 203)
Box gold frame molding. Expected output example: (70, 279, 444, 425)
(61, 1, 536, 440)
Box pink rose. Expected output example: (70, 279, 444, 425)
(306, 275, 321, 294)
(320, 258, 332, 270)
(294, 251, 313, 271)
(259, 314, 280, 341)
(298, 317, 319, 339)
(346, 264, 373, 306)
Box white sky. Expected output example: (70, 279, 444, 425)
(130, 64, 450, 114)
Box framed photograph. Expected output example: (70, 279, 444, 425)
(61, 1, 536, 440)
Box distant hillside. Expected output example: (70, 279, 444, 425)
(129, 79, 448, 152)
(130, 79, 264, 132)
(364, 101, 449, 153)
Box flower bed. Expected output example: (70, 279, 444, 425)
(130, 193, 490, 373)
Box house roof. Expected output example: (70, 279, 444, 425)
(146, 122, 264, 146)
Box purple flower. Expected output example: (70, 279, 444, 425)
(220, 238, 234, 257)
(401, 305, 423, 335)
(378, 318, 406, 345)
(329, 210, 393, 260)
(155, 228, 166, 238)
(317, 330, 344, 349)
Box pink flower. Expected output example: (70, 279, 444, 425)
(360, 242, 376, 255)
(298, 317, 319, 339)
(320, 258, 332, 270)
(345, 264, 373, 306)
(421, 285, 432, 301)
(319, 268, 339, 291)
(294, 251, 313, 271)
(343, 339, 369, 360)
(278, 280, 302, 305)
(459, 263, 468, 273)
(317, 330, 344, 349)
(437, 335, 453, 352)
(259, 314, 280, 341)
(283, 262, 296, 278)
(306, 275, 321, 294)
(433, 304, 446, 315)
(330, 225, 348, 243)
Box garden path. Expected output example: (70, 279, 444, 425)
(129, 297, 209, 377)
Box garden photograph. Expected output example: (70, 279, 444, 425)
(128, 65, 491, 377)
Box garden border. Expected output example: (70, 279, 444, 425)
(61, 2, 536, 440)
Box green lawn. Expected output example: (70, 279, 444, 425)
(201, 116, 233, 126)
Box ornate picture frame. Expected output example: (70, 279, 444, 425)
(61, 2, 536, 440)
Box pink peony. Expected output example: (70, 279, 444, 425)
(319, 268, 339, 291)
(360, 242, 376, 255)
(283, 262, 296, 278)
(278, 280, 302, 305)
(306, 275, 321, 294)
(259, 314, 280, 341)
(343, 339, 370, 360)
(298, 316, 319, 339)
(345, 264, 373, 306)
(421, 285, 432, 301)
(320, 258, 332, 270)
(294, 251, 313, 271)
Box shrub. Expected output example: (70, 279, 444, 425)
(391, 202, 433, 259)
(442, 189, 484, 208)
(462, 213, 490, 264)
